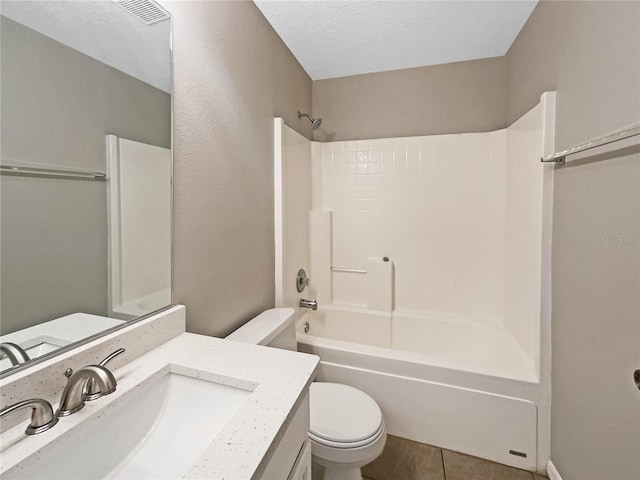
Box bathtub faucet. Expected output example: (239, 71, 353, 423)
(299, 299, 318, 311)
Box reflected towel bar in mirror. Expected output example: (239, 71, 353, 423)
(0, 164, 106, 181)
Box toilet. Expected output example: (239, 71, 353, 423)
(226, 308, 386, 480)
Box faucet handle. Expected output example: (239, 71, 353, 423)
(0, 398, 59, 435)
(98, 348, 125, 367)
(84, 348, 124, 401)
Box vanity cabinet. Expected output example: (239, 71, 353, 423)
(0, 319, 320, 480)
(260, 393, 312, 480)
(287, 439, 312, 480)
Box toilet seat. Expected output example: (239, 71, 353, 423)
(308, 422, 385, 449)
(309, 383, 384, 449)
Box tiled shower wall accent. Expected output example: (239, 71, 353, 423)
(315, 133, 508, 325)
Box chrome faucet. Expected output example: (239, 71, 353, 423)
(56, 365, 117, 417)
(0, 342, 30, 366)
(299, 298, 318, 311)
(0, 398, 58, 435)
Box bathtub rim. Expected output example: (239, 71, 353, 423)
(295, 312, 540, 385)
(316, 302, 508, 332)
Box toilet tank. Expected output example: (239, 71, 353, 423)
(225, 308, 298, 351)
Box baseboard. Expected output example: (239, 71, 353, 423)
(547, 460, 563, 480)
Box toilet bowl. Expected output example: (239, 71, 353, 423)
(226, 308, 386, 480)
(308, 382, 386, 480)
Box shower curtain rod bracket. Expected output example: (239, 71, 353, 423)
(540, 156, 565, 165)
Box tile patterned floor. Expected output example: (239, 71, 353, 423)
(316, 434, 549, 480)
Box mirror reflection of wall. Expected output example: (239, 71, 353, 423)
(106, 135, 172, 321)
(0, 1, 172, 374)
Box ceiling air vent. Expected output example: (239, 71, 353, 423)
(111, 0, 170, 25)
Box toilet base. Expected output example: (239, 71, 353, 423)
(324, 466, 362, 480)
(313, 461, 362, 480)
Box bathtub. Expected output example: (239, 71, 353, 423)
(295, 305, 548, 472)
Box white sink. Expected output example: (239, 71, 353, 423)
(25, 340, 65, 357)
(9, 371, 252, 479)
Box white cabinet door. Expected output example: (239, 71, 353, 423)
(288, 439, 312, 480)
(260, 394, 310, 480)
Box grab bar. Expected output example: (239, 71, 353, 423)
(331, 267, 367, 274)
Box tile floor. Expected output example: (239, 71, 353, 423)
(313, 435, 549, 480)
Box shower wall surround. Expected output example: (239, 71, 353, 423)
(316, 133, 507, 323)
(274, 119, 312, 309)
(276, 95, 554, 468)
(309, 94, 554, 369)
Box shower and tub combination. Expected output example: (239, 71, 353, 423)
(275, 93, 556, 472)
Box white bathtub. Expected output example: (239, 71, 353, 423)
(295, 305, 547, 472)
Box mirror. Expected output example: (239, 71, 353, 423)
(0, 1, 172, 375)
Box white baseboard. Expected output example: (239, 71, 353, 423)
(547, 460, 563, 480)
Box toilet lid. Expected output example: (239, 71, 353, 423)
(309, 383, 383, 444)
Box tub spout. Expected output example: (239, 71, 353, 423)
(299, 299, 318, 311)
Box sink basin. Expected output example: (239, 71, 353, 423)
(8, 371, 252, 479)
(25, 340, 66, 357)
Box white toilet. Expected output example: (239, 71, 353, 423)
(226, 308, 386, 480)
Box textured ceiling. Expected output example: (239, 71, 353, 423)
(1, 0, 170, 92)
(254, 0, 538, 80)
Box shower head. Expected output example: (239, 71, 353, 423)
(298, 111, 322, 130)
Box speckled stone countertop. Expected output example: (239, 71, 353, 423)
(1, 333, 319, 479)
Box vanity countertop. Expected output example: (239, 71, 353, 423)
(0, 332, 320, 479)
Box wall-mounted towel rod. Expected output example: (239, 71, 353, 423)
(0, 164, 106, 181)
(331, 267, 367, 274)
(541, 122, 640, 165)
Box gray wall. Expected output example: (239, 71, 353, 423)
(0, 16, 171, 334)
(506, 0, 640, 147)
(506, 1, 640, 478)
(311, 56, 506, 141)
(168, 1, 312, 337)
